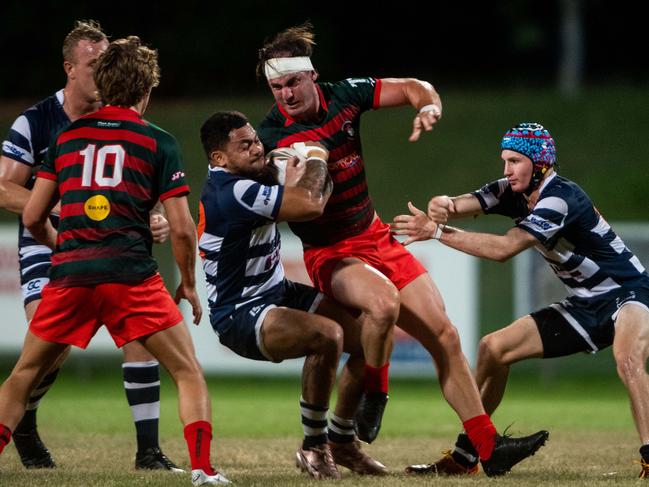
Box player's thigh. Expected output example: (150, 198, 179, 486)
(329, 257, 399, 313)
(315, 296, 363, 356)
(12, 331, 69, 388)
(613, 303, 649, 359)
(262, 306, 342, 360)
(480, 315, 544, 364)
(396, 273, 455, 345)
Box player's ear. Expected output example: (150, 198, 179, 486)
(311, 70, 319, 82)
(63, 60, 75, 79)
(210, 150, 227, 168)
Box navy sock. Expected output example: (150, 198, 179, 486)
(123, 361, 161, 453)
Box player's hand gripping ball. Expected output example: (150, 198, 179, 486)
(266, 147, 306, 184)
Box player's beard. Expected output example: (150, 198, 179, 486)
(251, 163, 279, 186)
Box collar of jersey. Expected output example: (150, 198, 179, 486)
(92, 105, 143, 122)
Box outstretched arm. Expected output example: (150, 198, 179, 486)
(391, 202, 537, 262)
(377, 78, 442, 142)
(427, 193, 483, 223)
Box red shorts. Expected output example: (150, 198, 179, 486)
(29, 273, 183, 349)
(303, 218, 427, 297)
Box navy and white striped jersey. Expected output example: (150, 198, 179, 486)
(473, 173, 648, 299)
(198, 166, 286, 323)
(1, 90, 69, 298)
(2, 90, 70, 177)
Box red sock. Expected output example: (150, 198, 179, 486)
(364, 363, 389, 394)
(463, 414, 497, 461)
(183, 420, 215, 474)
(0, 424, 11, 455)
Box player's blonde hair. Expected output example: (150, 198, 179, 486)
(94, 36, 160, 107)
(256, 21, 316, 79)
(62, 20, 107, 62)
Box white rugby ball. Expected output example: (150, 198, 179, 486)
(267, 147, 306, 185)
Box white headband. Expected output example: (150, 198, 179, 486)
(264, 56, 314, 80)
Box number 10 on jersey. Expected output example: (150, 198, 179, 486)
(79, 144, 125, 187)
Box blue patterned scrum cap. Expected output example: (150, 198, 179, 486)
(501, 122, 556, 167)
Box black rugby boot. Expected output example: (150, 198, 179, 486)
(13, 429, 56, 469)
(354, 392, 388, 444)
(481, 430, 549, 477)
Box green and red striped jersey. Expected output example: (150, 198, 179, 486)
(38, 105, 189, 287)
(258, 77, 381, 246)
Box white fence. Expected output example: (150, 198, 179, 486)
(0, 224, 478, 377)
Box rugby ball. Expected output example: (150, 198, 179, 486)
(267, 147, 306, 184)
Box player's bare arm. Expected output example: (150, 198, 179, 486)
(392, 202, 537, 261)
(162, 195, 202, 325)
(428, 193, 483, 223)
(0, 156, 35, 214)
(377, 78, 442, 142)
(278, 147, 332, 222)
(22, 177, 59, 249)
(439, 225, 537, 262)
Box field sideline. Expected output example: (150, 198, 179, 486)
(0, 365, 639, 486)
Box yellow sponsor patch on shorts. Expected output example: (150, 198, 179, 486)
(84, 195, 111, 221)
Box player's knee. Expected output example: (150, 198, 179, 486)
(166, 356, 204, 382)
(364, 285, 400, 330)
(311, 321, 344, 357)
(614, 346, 646, 383)
(437, 323, 462, 354)
(478, 333, 506, 365)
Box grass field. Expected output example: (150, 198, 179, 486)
(0, 365, 641, 486)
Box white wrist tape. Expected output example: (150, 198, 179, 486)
(432, 223, 445, 240)
(292, 142, 327, 161)
(306, 156, 327, 165)
(419, 104, 441, 117)
(264, 57, 314, 80)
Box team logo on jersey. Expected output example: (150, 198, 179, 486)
(97, 121, 121, 128)
(342, 120, 355, 139)
(84, 195, 111, 221)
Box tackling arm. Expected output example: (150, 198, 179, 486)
(391, 201, 537, 261)
(277, 145, 332, 222)
(427, 193, 483, 223)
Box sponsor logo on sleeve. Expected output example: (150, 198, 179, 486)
(171, 171, 185, 181)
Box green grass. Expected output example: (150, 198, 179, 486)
(0, 369, 641, 485)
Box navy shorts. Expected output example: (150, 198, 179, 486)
(19, 243, 52, 306)
(532, 280, 649, 357)
(18, 216, 58, 306)
(211, 280, 323, 362)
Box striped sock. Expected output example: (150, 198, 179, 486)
(14, 368, 60, 435)
(300, 398, 328, 450)
(328, 414, 355, 443)
(123, 361, 161, 453)
(0, 424, 11, 454)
